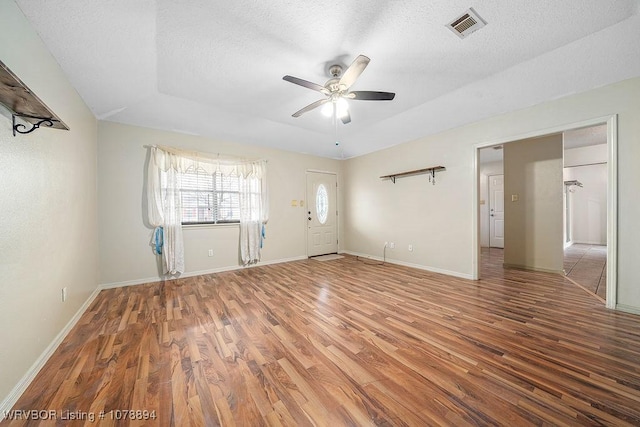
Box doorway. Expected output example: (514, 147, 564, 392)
(562, 125, 608, 299)
(306, 171, 338, 257)
(474, 115, 617, 309)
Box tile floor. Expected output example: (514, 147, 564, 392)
(563, 244, 607, 300)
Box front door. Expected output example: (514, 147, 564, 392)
(489, 174, 505, 248)
(306, 172, 338, 257)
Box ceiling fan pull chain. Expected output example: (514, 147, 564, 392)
(334, 108, 339, 146)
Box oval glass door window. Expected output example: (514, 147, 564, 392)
(316, 184, 329, 224)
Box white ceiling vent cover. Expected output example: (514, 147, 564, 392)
(447, 8, 487, 39)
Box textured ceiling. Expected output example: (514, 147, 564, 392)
(563, 125, 607, 149)
(15, 0, 640, 159)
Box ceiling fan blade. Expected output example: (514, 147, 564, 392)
(340, 110, 351, 124)
(283, 75, 329, 94)
(292, 98, 329, 117)
(339, 55, 370, 90)
(348, 91, 395, 101)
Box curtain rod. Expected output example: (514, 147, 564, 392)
(143, 144, 267, 163)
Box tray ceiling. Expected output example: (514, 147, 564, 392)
(15, 0, 640, 158)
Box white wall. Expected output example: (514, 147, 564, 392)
(98, 121, 343, 286)
(504, 135, 564, 273)
(0, 1, 98, 406)
(564, 143, 607, 167)
(479, 160, 504, 247)
(564, 144, 607, 245)
(344, 135, 473, 278)
(564, 164, 607, 245)
(344, 77, 640, 311)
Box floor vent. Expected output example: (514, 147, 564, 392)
(447, 8, 487, 39)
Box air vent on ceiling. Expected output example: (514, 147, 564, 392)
(446, 8, 487, 39)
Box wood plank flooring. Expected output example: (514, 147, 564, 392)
(3, 253, 640, 426)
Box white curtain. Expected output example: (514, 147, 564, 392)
(146, 145, 268, 272)
(147, 147, 185, 274)
(239, 160, 269, 265)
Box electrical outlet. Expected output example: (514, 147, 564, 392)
(390, 242, 395, 249)
(62, 287, 67, 302)
(408, 244, 413, 252)
(208, 249, 213, 257)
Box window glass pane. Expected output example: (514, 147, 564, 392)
(316, 184, 328, 224)
(218, 191, 239, 222)
(163, 168, 262, 225)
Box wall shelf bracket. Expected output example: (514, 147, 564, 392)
(12, 114, 57, 136)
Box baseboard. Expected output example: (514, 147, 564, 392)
(342, 251, 474, 280)
(99, 256, 308, 290)
(571, 240, 607, 246)
(0, 287, 102, 415)
(99, 275, 167, 289)
(615, 304, 640, 316)
(572, 241, 607, 246)
(502, 263, 564, 275)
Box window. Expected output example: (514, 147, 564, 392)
(149, 146, 268, 267)
(316, 184, 329, 224)
(178, 167, 239, 224)
(161, 166, 260, 225)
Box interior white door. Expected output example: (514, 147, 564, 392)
(306, 172, 338, 257)
(489, 174, 505, 248)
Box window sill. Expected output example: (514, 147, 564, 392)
(182, 222, 240, 229)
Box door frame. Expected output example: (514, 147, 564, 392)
(472, 114, 617, 310)
(305, 169, 339, 257)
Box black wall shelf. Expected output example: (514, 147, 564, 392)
(0, 60, 69, 136)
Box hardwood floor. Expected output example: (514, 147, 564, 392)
(3, 253, 640, 426)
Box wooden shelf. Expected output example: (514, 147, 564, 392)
(380, 166, 445, 184)
(0, 60, 69, 136)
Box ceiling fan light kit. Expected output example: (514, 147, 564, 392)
(283, 54, 395, 125)
(322, 98, 349, 118)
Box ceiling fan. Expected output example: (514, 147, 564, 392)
(283, 54, 395, 124)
